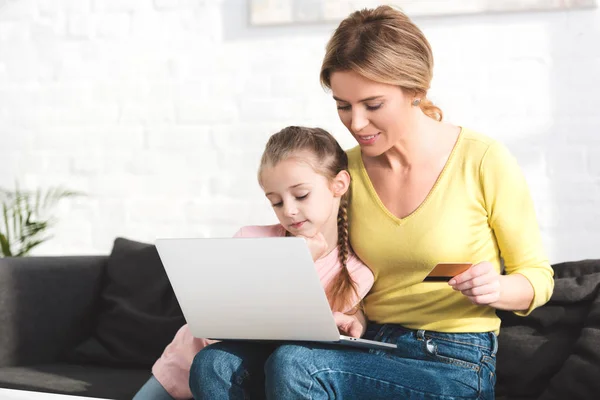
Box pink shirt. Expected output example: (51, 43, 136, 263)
(152, 224, 374, 399)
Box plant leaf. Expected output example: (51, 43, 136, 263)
(1, 183, 83, 257)
(15, 238, 48, 257)
(0, 233, 11, 257)
(15, 194, 23, 245)
(40, 187, 81, 213)
(34, 188, 41, 217)
(20, 221, 49, 243)
(2, 202, 10, 248)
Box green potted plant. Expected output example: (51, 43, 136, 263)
(0, 184, 81, 257)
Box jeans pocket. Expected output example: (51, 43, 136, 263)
(478, 355, 496, 400)
(421, 337, 481, 371)
(481, 355, 496, 386)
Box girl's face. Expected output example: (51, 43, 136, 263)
(260, 152, 349, 238)
(330, 70, 417, 157)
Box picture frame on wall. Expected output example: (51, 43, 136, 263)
(249, 0, 597, 26)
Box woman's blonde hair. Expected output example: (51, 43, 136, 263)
(320, 5, 442, 121)
(258, 126, 358, 312)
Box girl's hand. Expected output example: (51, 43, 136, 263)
(333, 310, 367, 338)
(298, 232, 329, 261)
(448, 261, 501, 306)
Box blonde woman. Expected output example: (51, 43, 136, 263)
(191, 6, 554, 400)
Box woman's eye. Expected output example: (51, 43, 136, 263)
(337, 103, 381, 111)
(366, 104, 382, 111)
(296, 194, 309, 200)
(271, 202, 283, 208)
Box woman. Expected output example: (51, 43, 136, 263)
(191, 6, 554, 399)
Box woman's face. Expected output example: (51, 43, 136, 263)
(330, 70, 416, 157)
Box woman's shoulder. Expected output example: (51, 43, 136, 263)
(459, 127, 497, 150)
(345, 146, 368, 188)
(345, 145, 362, 169)
(346, 145, 361, 157)
(458, 127, 512, 163)
(233, 224, 286, 238)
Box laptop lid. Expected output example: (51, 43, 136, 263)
(155, 237, 341, 342)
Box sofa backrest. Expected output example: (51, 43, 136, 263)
(0, 256, 108, 367)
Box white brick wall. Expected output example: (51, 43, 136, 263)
(1, 0, 599, 264)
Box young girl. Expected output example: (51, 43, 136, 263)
(133, 126, 374, 400)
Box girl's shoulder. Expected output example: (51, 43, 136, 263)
(345, 250, 370, 273)
(346, 250, 375, 288)
(233, 224, 286, 238)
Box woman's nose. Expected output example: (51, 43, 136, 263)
(351, 109, 369, 133)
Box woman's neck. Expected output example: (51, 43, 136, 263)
(379, 113, 442, 170)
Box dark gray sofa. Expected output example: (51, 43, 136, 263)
(0, 255, 152, 399)
(1, 250, 599, 400)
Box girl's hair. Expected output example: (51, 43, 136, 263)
(320, 5, 443, 121)
(258, 126, 359, 312)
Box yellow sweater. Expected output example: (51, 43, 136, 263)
(347, 128, 554, 333)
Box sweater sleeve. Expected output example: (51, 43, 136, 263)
(480, 141, 554, 316)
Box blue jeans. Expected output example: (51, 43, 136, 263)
(189, 323, 497, 399)
(133, 375, 176, 400)
(189, 341, 278, 399)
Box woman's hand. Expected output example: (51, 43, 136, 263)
(333, 310, 367, 338)
(448, 261, 501, 306)
(298, 232, 329, 261)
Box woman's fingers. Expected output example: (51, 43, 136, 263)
(449, 261, 501, 305)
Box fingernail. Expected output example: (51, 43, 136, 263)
(448, 279, 456, 286)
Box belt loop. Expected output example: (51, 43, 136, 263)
(489, 332, 498, 356)
(374, 324, 386, 341)
(416, 329, 426, 341)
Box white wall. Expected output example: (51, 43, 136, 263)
(1, 0, 598, 263)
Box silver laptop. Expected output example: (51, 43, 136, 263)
(155, 237, 396, 350)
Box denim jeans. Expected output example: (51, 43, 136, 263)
(189, 323, 497, 399)
(132, 375, 176, 400)
(189, 341, 279, 399)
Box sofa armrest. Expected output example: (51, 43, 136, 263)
(0, 256, 107, 367)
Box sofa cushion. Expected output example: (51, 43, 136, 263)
(496, 259, 600, 400)
(0, 364, 150, 400)
(0, 256, 106, 368)
(70, 238, 185, 368)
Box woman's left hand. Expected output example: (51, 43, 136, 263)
(448, 261, 501, 306)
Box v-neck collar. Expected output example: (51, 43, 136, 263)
(356, 127, 464, 225)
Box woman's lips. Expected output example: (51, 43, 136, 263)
(356, 133, 380, 145)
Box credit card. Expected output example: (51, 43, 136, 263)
(423, 262, 472, 282)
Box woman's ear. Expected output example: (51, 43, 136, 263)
(332, 170, 351, 198)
